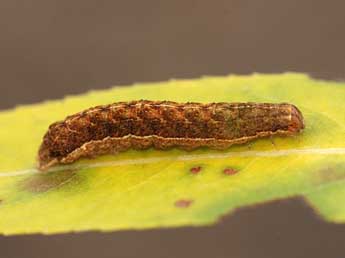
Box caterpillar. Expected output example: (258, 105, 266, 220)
(38, 100, 305, 170)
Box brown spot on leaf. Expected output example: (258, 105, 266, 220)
(313, 164, 345, 186)
(223, 168, 239, 175)
(22, 169, 80, 193)
(175, 199, 193, 208)
(190, 166, 202, 174)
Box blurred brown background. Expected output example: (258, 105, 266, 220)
(1, 0, 345, 257)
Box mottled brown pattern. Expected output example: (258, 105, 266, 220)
(38, 100, 305, 170)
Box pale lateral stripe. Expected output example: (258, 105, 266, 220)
(0, 147, 344, 178)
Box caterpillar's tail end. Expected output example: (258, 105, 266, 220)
(37, 159, 59, 172)
(37, 144, 58, 172)
(288, 105, 305, 133)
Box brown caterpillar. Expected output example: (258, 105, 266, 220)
(38, 100, 304, 170)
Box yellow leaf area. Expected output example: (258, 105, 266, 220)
(0, 73, 344, 235)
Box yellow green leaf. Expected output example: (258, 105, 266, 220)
(0, 73, 344, 235)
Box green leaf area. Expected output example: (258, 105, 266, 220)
(0, 73, 344, 235)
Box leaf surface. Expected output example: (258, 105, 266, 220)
(0, 73, 344, 235)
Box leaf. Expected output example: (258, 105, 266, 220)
(0, 73, 344, 235)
